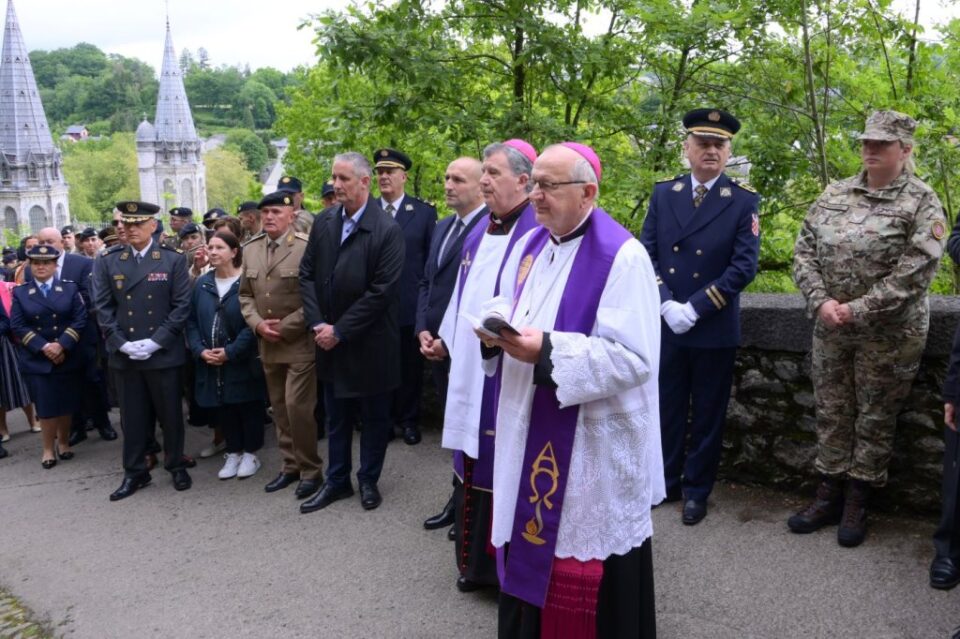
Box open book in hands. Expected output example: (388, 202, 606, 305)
(460, 295, 521, 340)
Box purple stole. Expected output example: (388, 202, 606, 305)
(498, 208, 632, 608)
(452, 203, 538, 490)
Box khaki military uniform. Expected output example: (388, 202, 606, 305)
(293, 208, 315, 235)
(239, 229, 322, 480)
(794, 170, 946, 484)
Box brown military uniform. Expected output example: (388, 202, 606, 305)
(239, 229, 322, 480)
(794, 169, 946, 484)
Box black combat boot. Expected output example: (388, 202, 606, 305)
(837, 479, 871, 547)
(787, 477, 843, 533)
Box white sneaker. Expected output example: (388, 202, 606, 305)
(236, 453, 261, 479)
(218, 453, 242, 480)
(200, 440, 227, 458)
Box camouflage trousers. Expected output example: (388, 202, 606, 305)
(811, 327, 926, 486)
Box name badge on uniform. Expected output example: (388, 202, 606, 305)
(147, 272, 168, 282)
(672, 182, 684, 192)
(720, 187, 732, 198)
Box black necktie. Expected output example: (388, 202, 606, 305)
(440, 219, 465, 265)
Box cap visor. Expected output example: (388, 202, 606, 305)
(688, 128, 733, 139)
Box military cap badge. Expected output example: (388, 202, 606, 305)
(708, 111, 721, 122)
(39, 246, 48, 254)
(381, 150, 389, 157)
(126, 203, 138, 212)
(281, 177, 290, 184)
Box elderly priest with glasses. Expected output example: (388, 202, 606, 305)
(480, 143, 663, 639)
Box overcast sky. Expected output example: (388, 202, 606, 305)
(12, 0, 960, 75)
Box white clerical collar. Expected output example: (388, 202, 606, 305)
(691, 174, 720, 194)
(381, 195, 404, 216)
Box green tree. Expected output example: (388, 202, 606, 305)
(224, 129, 269, 172)
(205, 147, 260, 211)
(61, 133, 139, 223)
(234, 80, 278, 129)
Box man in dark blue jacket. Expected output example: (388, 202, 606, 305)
(416, 156, 486, 531)
(374, 147, 437, 445)
(639, 108, 760, 525)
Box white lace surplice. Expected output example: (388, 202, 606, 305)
(438, 231, 514, 458)
(490, 231, 665, 561)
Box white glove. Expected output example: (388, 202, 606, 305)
(680, 301, 699, 324)
(661, 301, 696, 335)
(139, 339, 162, 356)
(119, 341, 150, 361)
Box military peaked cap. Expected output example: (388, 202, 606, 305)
(373, 148, 412, 171)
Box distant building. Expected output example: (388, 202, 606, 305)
(63, 125, 89, 141)
(136, 18, 206, 214)
(0, 0, 70, 234)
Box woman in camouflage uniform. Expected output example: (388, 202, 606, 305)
(790, 110, 946, 547)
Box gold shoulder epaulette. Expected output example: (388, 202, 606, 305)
(294, 232, 310, 241)
(731, 179, 757, 193)
(656, 175, 679, 183)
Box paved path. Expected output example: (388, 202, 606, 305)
(0, 410, 958, 638)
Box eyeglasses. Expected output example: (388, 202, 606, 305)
(530, 179, 587, 192)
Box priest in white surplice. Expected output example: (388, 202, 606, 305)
(480, 143, 664, 639)
(423, 139, 539, 592)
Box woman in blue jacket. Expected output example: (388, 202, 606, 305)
(8, 245, 86, 468)
(187, 231, 266, 480)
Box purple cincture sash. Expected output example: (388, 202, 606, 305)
(498, 208, 632, 608)
(452, 204, 538, 490)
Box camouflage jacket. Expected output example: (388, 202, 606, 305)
(793, 170, 946, 327)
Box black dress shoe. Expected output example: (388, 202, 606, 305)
(456, 576, 482, 593)
(295, 479, 321, 500)
(172, 469, 192, 491)
(424, 496, 456, 529)
(403, 426, 422, 446)
(181, 455, 197, 469)
(359, 482, 382, 510)
(682, 499, 707, 525)
(0, 445, 7, 459)
(68, 429, 87, 447)
(97, 424, 118, 441)
(109, 473, 152, 501)
(447, 525, 456, 541)
(57, 450, 75, 460)
(930, 556, 960, 590)
(41, 458, 57, 470)
(300, 483, 354, 514)
(265, 472, 299, 493)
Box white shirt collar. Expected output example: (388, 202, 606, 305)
(690, 174, 721, 194)
(456, 203, 486, 227)
(381, 195, 405, 216)
(134, 240, 154, 259)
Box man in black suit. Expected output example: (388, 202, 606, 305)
(299, 152, 405, 513)
(32, 228, 117, 444)
(93, 201, 193, 501)
(374, 148, 437, 445)
(417, 157, 487, 530)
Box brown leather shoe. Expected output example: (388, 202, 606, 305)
(837, 479, 870, 547)
(787, 477, 843, 533)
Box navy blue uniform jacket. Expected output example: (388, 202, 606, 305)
(639, 173, 760, 348)
(392, 194, 437, 328)
(9, 278, 87, 374)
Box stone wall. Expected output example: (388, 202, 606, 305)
(721, 294, 960, 514)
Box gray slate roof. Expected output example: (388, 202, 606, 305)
(153, 20, 198, 143)
(0, 0, 55, 160)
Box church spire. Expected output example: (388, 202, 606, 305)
(0, 0, 56, 158)
(154, 17, 198, 143)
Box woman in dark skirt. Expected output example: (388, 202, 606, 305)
(187, 231, 266, 480)
(8, 245, 86, 468)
